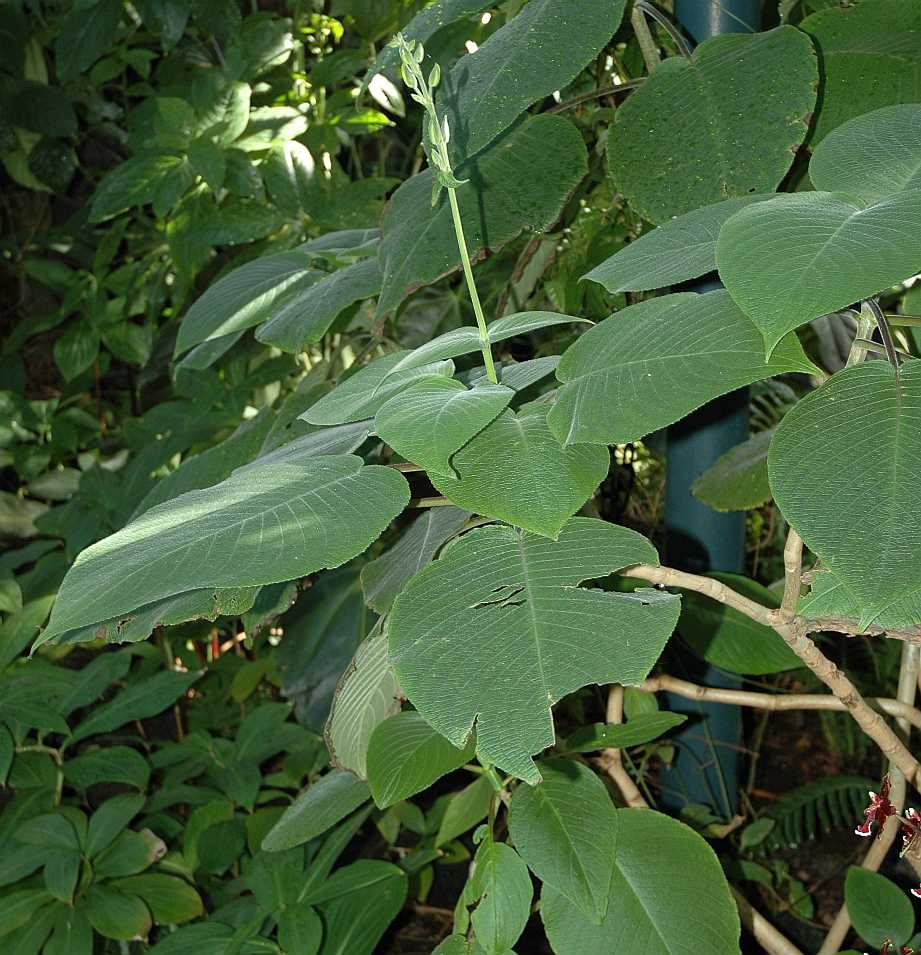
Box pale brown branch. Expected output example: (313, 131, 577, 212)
(780, 529, 803, 623)
(597, 685, 649, 808)
(732, 887, 806, 955)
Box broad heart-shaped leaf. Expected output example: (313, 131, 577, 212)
(810, 104, 921, 200)
(430, 406, 609, 539)
(325, 632, 402, 779)
(255, 256, 382, 353)
(376, 114, 587, 317)
(582, 196, 772, 294)
(548, 291, 817, 446)
(361, 507, 470, 615)
(678, 573, 800, 676)
(607, 26, 816, 223)
(374, 379, 513, 477)
(801, 0, 921, 145)
(383, 312, 588, 381)
(435, 0, 626, 160)
(262, 770, 370, 851)
(367, 711, 473, 808)
(508, 758, 617, 925)
(388, 518, 680, 783)
(717, 190, 921, 356)
(173, 249, 321, 357)
(300, 351, 454, 426)
(466, 835, 533, 955)
(541, 809, 740, 955)
(40, 456, 409, 643)
(845, 867, 914, 948)
(691, 429, 773, 513)
(769, 361, 921, 630)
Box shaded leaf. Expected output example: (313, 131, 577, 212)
(691, 429, 774, 513)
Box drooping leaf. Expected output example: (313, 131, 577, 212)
(361, 506, 470, 615)
(255, 257, 383, 352)
(262, 771, 370, 851)
(436, 775, 495, 848)
(508, 758, 617, 924)
(434, 0, 626, 159)
(541, 810, 740, 955)
(717, 190, 921, 355)
(582, 196, 772, 293)
(564, 712, 687, 753)
(375, 379, 513, 476)
(607, 26, 816, 223)
(809, 104, 921, 200)
(679, 573, 801, 675)
(464, 835, 532, 955)
(801, 0, 921, 144)
(548, 291, 817, 446)
(367, 711, 473, 808)
(388, 518, 680, 782)
(845, 867, 914, 949)
(768, 361, 921, 629)
(40, 456, 409, 642)
(376, 114, 587, 317)
(691, 429, 774, 512)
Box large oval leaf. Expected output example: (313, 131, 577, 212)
(41, 456, 409, 642)
(717, 190, 921, 355)
(845, 867, 914, 948)
(388, 518, 680, 782)
(768, 361, 921, 629)
(607, 26, 816, 223)
(548, 291, 816, 446)
(541, 809, 740, 955)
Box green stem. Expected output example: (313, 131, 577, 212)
(446, 186, 498, 384)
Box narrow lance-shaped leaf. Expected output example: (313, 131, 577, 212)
(389, 518, 680, 782)
(40, 456, 410, 642)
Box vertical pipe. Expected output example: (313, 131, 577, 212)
(660, 0, 762, 816)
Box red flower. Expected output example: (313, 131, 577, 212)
(855, 776, 895, 838)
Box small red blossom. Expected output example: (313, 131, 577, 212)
(856, 776, 896, 838)
(901, 807, 921, 858)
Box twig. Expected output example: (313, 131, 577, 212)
(640, 673, 921, 731)
(598, 685, 648, 808)
(818, 642, 921, 955)
(547, 78, 644, 113)
(732, 887, 806, 955)
(635, 0, 694, 60)
(630, 5, 661, 73)
(780, 529, 803, 623)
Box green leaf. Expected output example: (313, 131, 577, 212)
(367, 711, 473, 809)
(508, 758, 617, 924)
(768, 361, 921, 629)
(87, 793, 145, 857)
(0, 726, 11, 786)
(541, 810, 740, 955)
(69, 670, 201, 743)
(389, 518, 680, 782)
(55, 0, 123, 79)
(375, 379, 513, 477)
(679, 572, 801, 675)
(361, 506, 470, 615)
(607, 26, 816, 223)
(84, 885, 152, 941)
(255, 257, 382, 353)
(810, 104, 921, 200)
(188, 141, 226, 191)
(17, 813, 80, 851)
(325, 633, 403, 779)
(376, 114, 587, 317)
(691, 429, 774, 513)
(564, 712, 687, 752)
(277, 903, 322, 955)
(465, 835, 532, 955)
(435, 774, 495, 848)
(173, 250, 321, 358)
(435, 0, 626, 159)
(717, 190, 921, 356)
(53, 322, 99, 382)
(90, 153, 192, 223)
(65, 745, 150, 792)
(430, 406, 609, 538)
(801, 0, 921, 144)
(797, 568, 921, 634)
(93, 829, 167, 879)
(0, 597, 53, 673)
(582, 196, 772, 293)
(549, 291, 816, 446)
(845, 867, 913, 948)
(262, 141, 319, 213)
(317, 862, 407, 955)
(0, 80, 77, 138)
(0, 888, 52, 938)
(41, 455, 409, 642)
(262, 770, 370, 851)
(44, 906, 92, 955)
(3, 900, 57, 955)
(57, 651, 132, 716)
(112, 874, 204, 924)
(302, 352, 454, 426)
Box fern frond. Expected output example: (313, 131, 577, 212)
(761, 775, 873, 850)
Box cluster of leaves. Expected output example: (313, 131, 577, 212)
(5, 0, 921, 953)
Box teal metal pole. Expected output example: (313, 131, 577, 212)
(660, 0, 762, 816)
